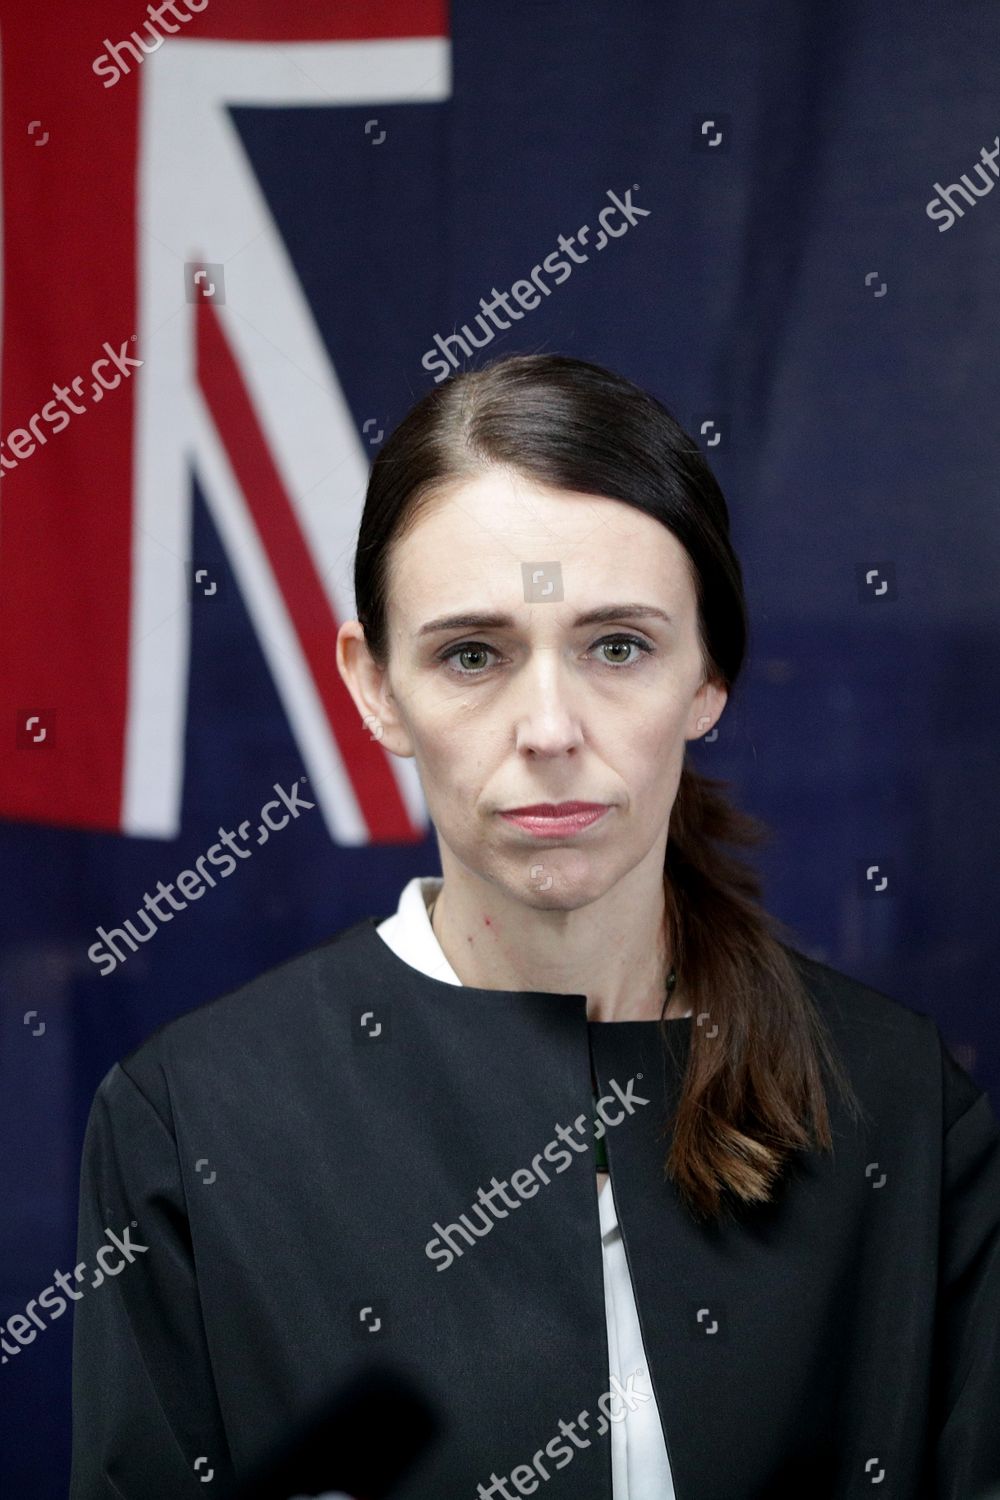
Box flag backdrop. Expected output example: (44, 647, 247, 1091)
(1, 1, 999, 1492)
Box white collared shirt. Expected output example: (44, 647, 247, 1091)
(377, 877, 679, 1500)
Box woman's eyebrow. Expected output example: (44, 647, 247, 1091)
(417, 604, 673, 637)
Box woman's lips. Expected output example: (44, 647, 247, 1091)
(498, 804, 610, 837)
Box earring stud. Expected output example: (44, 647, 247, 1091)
(363, 714, 384, 742)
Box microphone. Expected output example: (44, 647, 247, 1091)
(231, 1364, 442, 1500)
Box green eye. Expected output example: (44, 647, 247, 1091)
(438, 634, 654, 676)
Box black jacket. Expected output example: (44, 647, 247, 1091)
(69, 915, 1000, 1499)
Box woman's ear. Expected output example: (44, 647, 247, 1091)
(686, 678, 728, 741)
(335, 620, 414, 757)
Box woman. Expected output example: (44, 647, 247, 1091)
(70, 353, 1000, 1500)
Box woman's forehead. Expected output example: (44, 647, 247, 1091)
(388, 472, 693, 592)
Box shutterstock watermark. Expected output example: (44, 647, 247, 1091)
(424, 1075, 649, 1270)
(1, 1222, 147, 1367)
(92, 0, 209, 89)
(0, 337, 142, 480)
(87, 778, 315, 976)
(420, 184, 651, 383)
(926, 134, 999, 231)
(476, 1366, 653, 1495)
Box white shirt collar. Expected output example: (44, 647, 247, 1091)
(376, 876, 458, 985)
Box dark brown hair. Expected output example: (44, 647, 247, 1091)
(353, 351, 864, 1224)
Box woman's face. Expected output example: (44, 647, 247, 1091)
(339, 468, 727, 908)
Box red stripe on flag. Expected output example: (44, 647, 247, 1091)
(195, 295, 421, 843)
(0, 6, 142, 830)
(183, 0, 448, 41)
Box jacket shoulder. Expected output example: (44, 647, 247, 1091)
(782, 944, 983, 1131)
(115, 917, 377, 1109)
(783, 943, 932, 1034)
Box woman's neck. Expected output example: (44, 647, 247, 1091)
(427, 850, 685, 1022)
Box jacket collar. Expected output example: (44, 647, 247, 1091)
(370, 875, 695, 1033)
